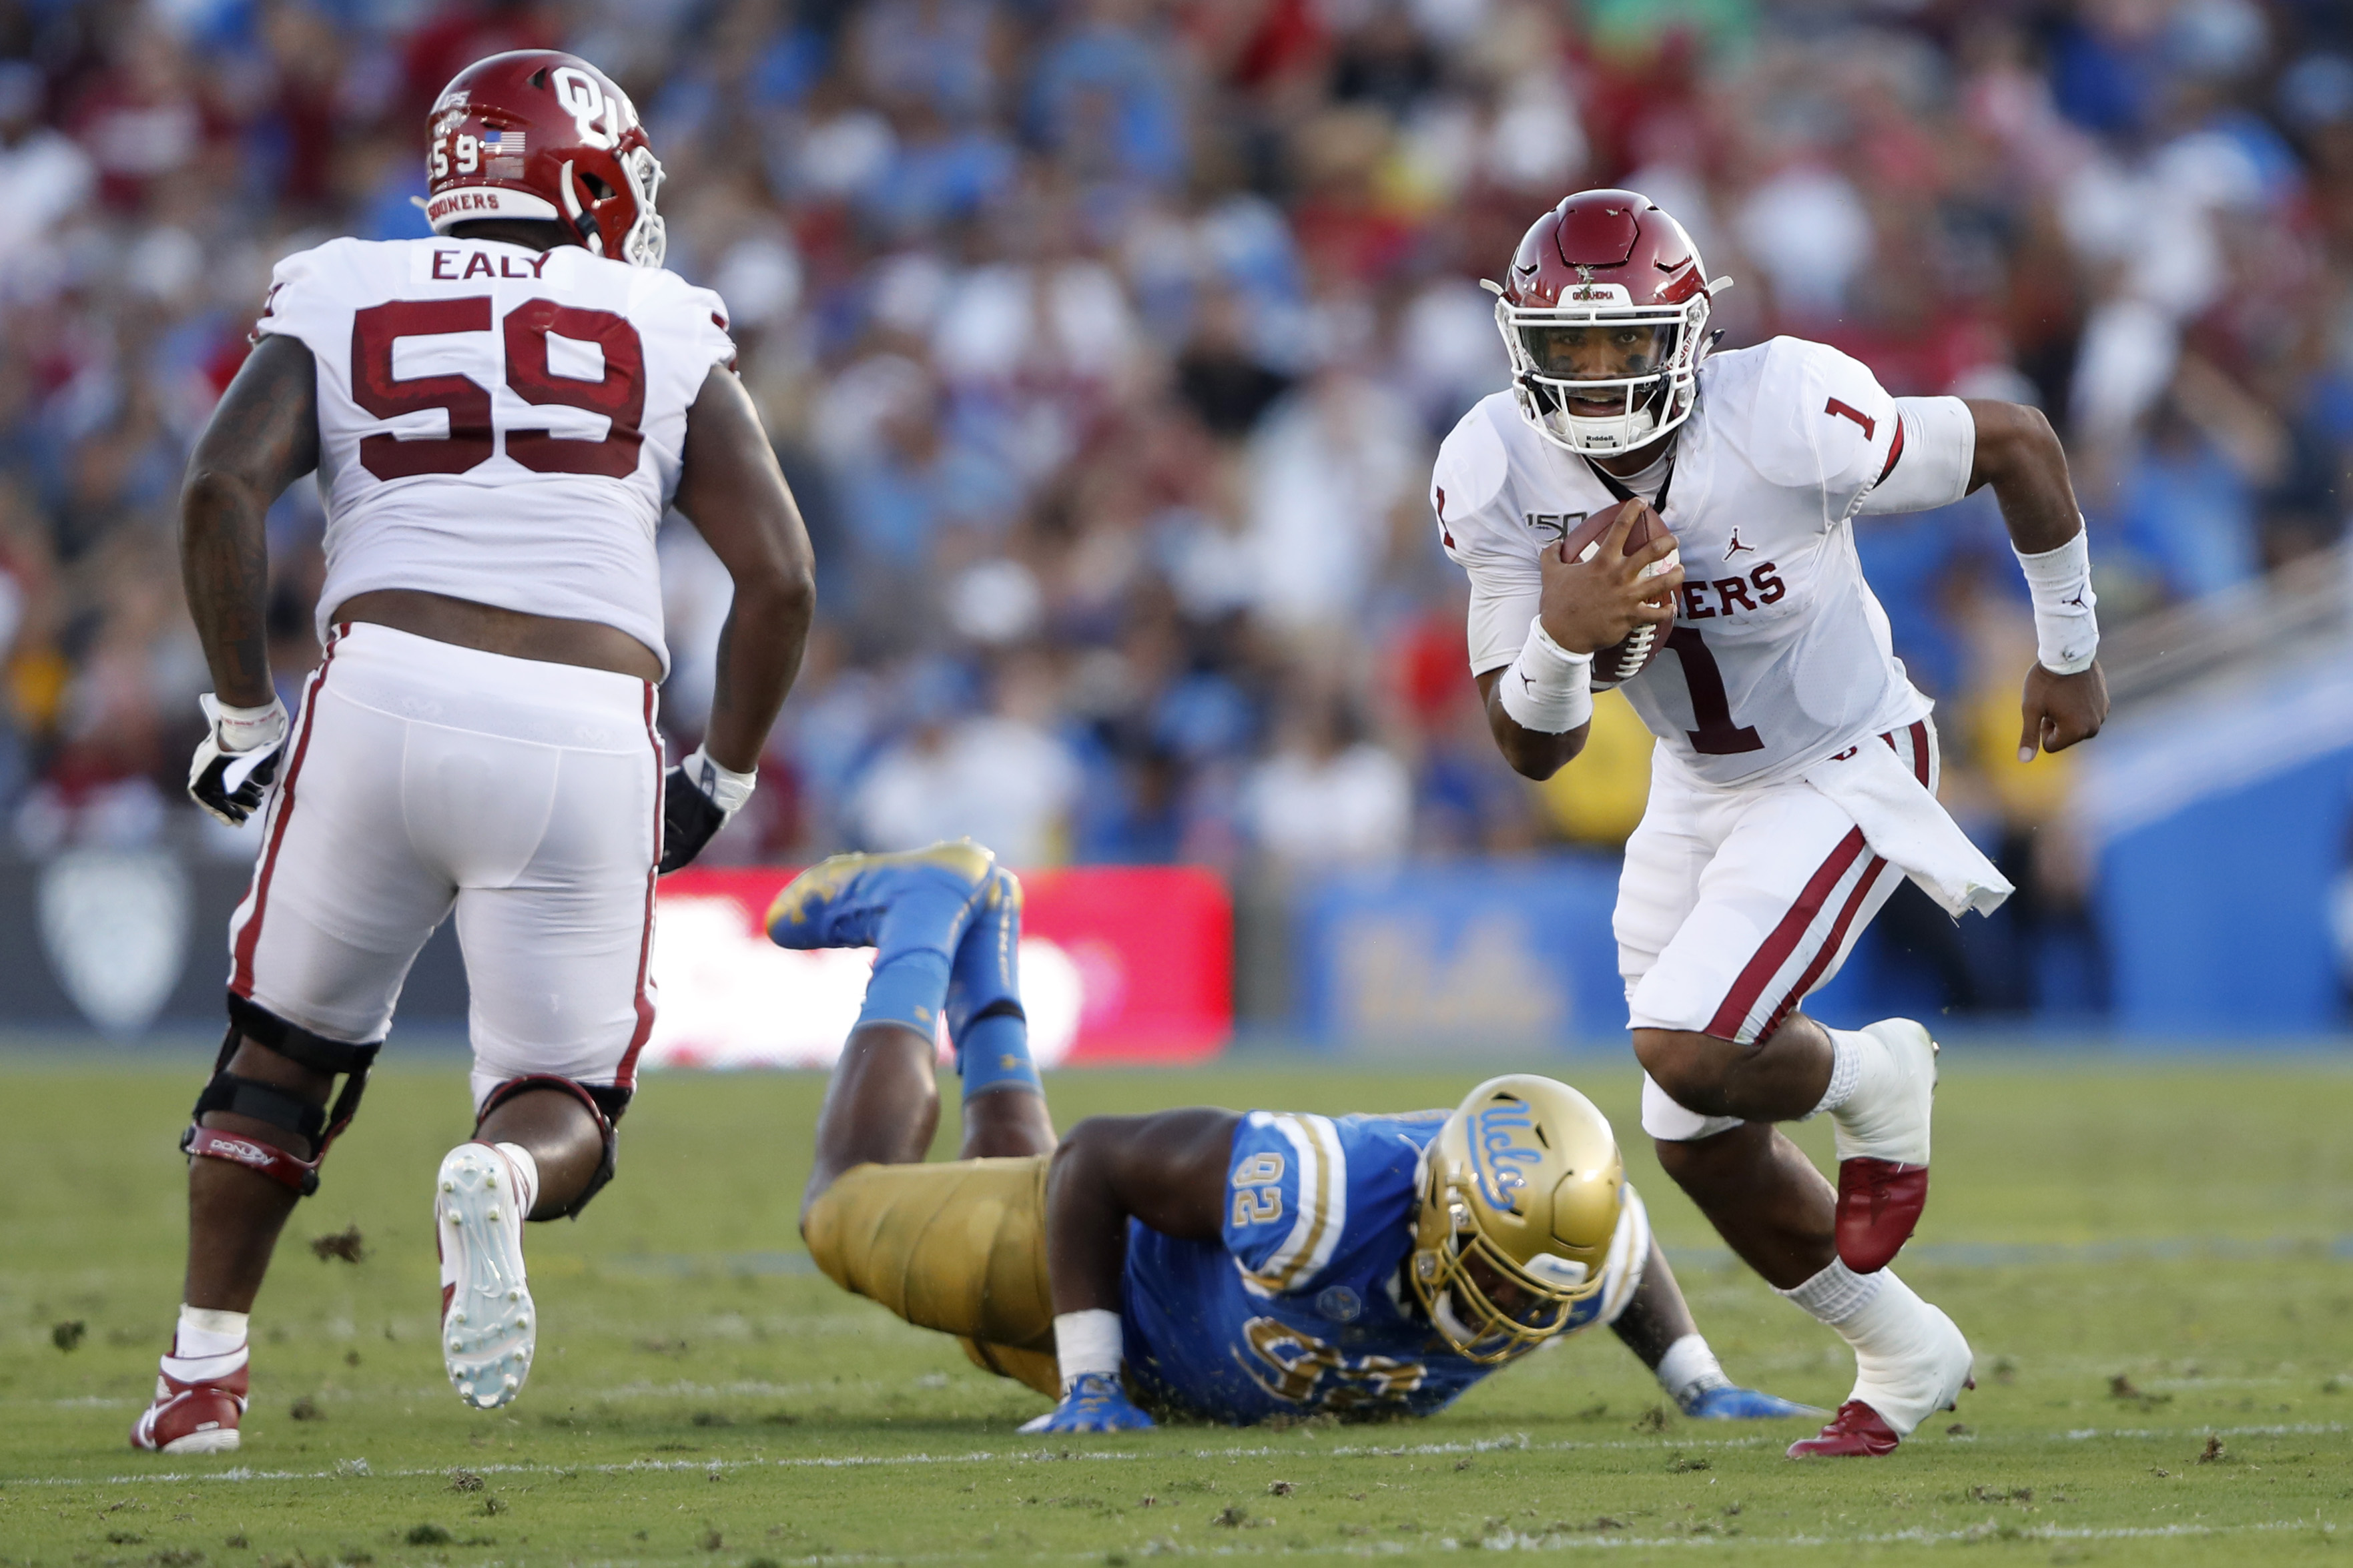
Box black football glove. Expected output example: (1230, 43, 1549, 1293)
(188, 694, 291, 827)
(658, 745, 757, 874)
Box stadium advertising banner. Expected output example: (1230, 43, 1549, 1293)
(1291, 855, 1628, 1050)
(647, 866, 1233, 1068)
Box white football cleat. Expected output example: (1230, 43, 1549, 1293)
(1790, 1278, 1973, 1458)
(436, 1144, 535, 1411)
(1831, 1018, 1937, 1166)
(1851, 1286, 1974, 1437)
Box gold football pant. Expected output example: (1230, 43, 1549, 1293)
(801, 1154, 1061, 1398)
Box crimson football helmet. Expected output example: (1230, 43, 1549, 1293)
(422, 51, 666, 269)
(1489, 189, 1731, 456)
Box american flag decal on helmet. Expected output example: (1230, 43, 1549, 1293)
(484, 130, 527, 155)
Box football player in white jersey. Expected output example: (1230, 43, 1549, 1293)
(133, 51, 816, 1453)
(1432, 190, 2108, 1458)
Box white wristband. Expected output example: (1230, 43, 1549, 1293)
(1052, 1308, 1122, 1391)
(1497, 617, 1594, 734)
(1654, 1333, 1730, 1405)
(681, 745, 757, 815)
(2014, 528, 2099, 675)
(200, 694, 288, 753)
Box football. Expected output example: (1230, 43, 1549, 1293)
(1557, 497, 1677, 689)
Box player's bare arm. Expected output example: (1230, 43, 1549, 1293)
(1479, 502, 1682, 780)
(655, 364, 818, 871)
(182, 336, 319, 709)
(1961, 398, 2109, 760)
(174, 339, 347, 1322)
(1044, 1108, 1235, 1314)
(671, 365, 817, 775)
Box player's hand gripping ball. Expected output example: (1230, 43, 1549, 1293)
(1540, 497, 1680, 689)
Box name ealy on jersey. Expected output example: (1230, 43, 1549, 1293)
(1521, 508, 1787, 624)
(426, 246, 557, 281)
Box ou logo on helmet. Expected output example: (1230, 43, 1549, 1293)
(1469, 1102, 1544, 1213)
(551, 66, 629, 151)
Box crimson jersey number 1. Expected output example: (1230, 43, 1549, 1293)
(1666, 627, 1764, 755)
(350, 296, 645, 481)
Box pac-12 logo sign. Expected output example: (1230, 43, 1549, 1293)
(1469, 1100, 1545, 1213)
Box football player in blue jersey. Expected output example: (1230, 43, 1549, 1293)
(772, 841, 1816, 1431)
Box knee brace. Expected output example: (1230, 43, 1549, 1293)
(472, 1076, 631, 1219)
(182, 996, 382, 1197)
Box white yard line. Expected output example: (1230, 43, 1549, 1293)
(15, 1419, 2346, 1490)
(182, 1517, 2325, 1566)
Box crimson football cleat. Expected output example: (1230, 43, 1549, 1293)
(1786, 1399, 1901, 1459)
(130, 1362, 248, 1454)
(1836, 1158, 1930, 1274)
(1830, 1019, 1938, 1272)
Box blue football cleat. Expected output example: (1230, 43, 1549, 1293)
(1678, 1383, 1828, 1421)
(766, 841, 996, 950)
(1017, 1373, 1156, 1434)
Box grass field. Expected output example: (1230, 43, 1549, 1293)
(1, 1052, 2350, 1565)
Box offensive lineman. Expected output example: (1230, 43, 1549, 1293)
(1433, 191, 2107, 1457)
(774, 841, 1814, 1429)
(133, 52, 816, 1453)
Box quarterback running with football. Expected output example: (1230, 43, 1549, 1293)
(771, 841, 1814, 1429)
(1433, 190, 2107, 1457)
(135, 52, 815, 1453)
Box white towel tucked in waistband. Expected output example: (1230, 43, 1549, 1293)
(1802, 737, 2015, 919)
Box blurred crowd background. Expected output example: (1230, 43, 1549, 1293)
(3, 0, 2352, 1018)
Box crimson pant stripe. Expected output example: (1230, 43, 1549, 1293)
(613, 682, 661, 1090)
(1704, 827, 1870, 1041)
(1892, 719, 1929, 785)
(1758, 853, 1893, 1041)
(229, 635, 340, 998)
(1754, 721, 1929, 1036)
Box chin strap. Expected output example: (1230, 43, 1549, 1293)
(557, 158, 605, 254)
(1582, 444, 1680, 516)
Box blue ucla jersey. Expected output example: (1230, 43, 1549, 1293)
(1119, 1110, 1637, 1424)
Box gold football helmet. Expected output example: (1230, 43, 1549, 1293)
(1409, 1074, 1626, 1362)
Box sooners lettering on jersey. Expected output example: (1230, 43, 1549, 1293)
(1433, 336, 1935, 787)
(254, 236, 736, 675)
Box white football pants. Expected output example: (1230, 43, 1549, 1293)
(1619, 719, 1937, 1141)
(226, 623, 661, 1102)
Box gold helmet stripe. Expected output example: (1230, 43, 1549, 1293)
(1238, 1112, 1347, 1296)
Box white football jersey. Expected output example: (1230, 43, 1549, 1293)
(1433, 336, 1949, 787)
(254, 236, 737, 675)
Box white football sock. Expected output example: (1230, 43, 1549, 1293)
(1052, 1308, 1123, 1391)
(1777, 1257, 1884, 1325)
(493, 1142, 542, 1221)
(1832, 1269, 1969, 1435)
(1654, 1333, 1731, 1405)
(163, 1304, 249, 1383)
(1781, 1263, 1968, 1436)
(1810, 1028, 1868, 1117)
(1820, 1020, 1937, 1164)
